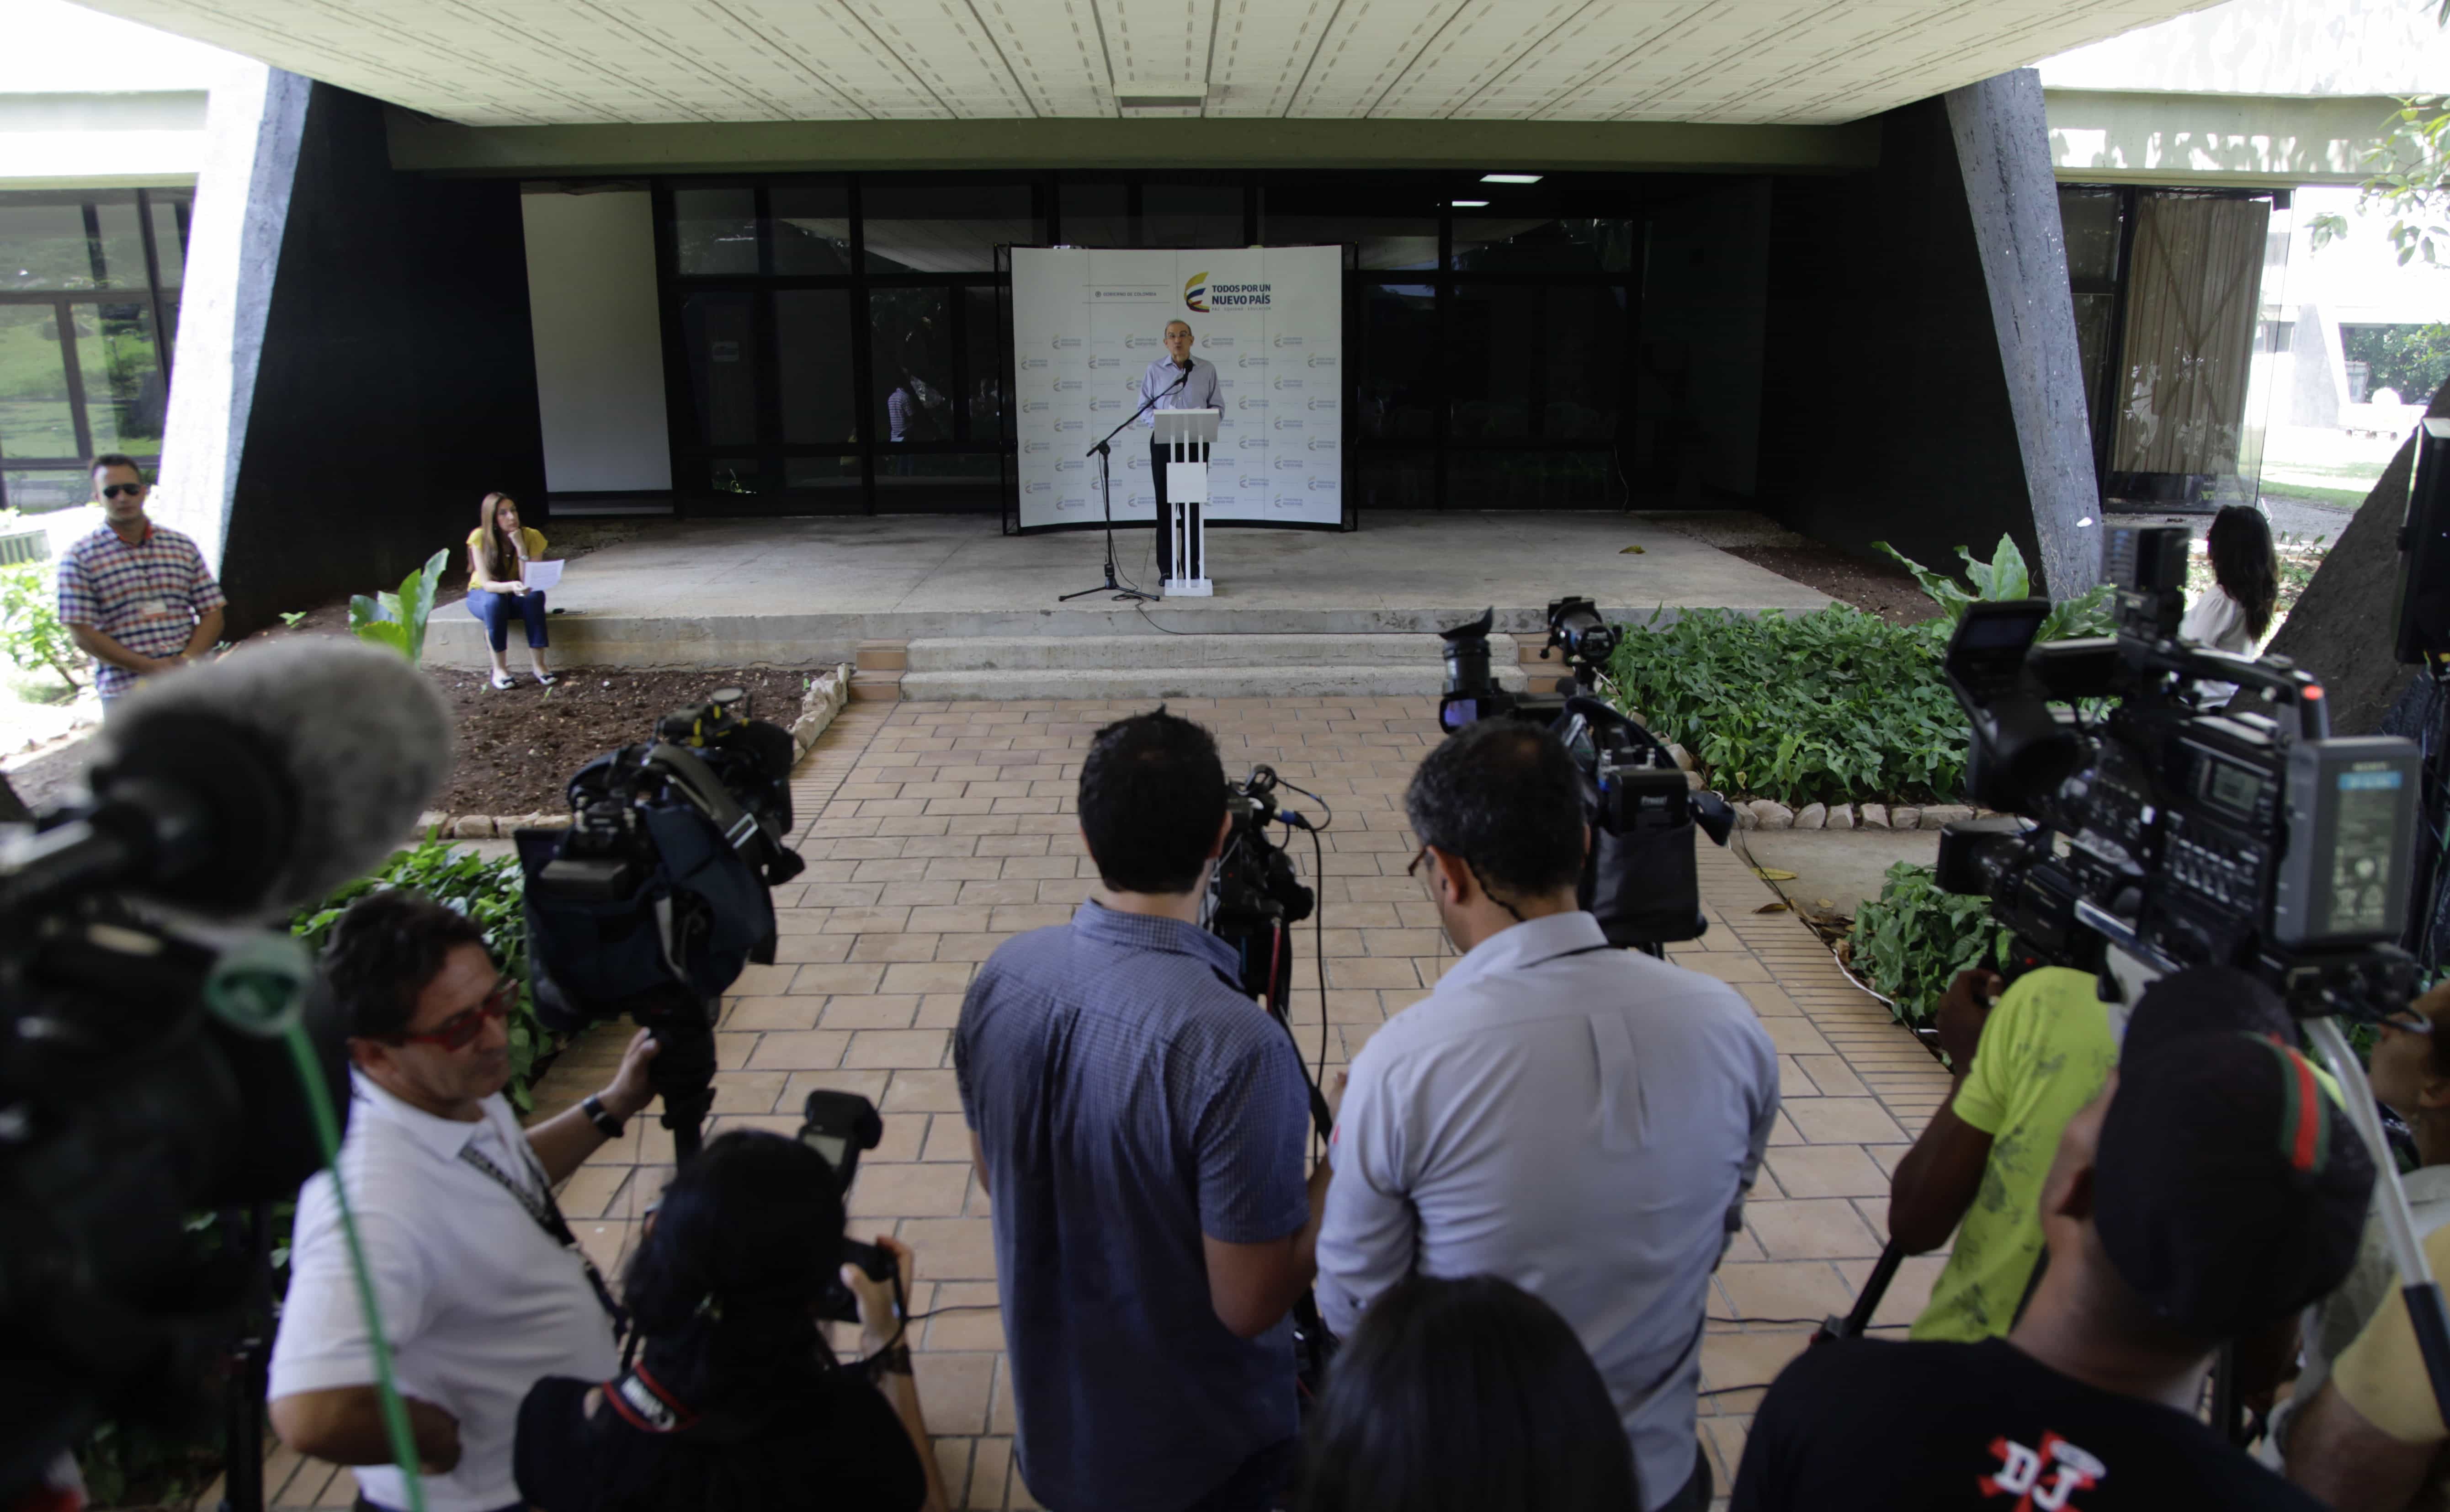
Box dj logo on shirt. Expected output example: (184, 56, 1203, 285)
(1979, 1432, 2106, 1510)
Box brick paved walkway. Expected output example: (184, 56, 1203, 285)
(261, 695, 1953, 1509)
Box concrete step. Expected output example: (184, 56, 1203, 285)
(902, 663, 1531, 701)
(904, 631, 1520, 673)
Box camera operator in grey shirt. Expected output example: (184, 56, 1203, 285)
(1317, 720, 1780, 1512)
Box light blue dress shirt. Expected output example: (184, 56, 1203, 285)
(1317, 911, 1780, 1511)
(1137, 355, 1222, 427)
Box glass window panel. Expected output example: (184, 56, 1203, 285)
(1058, 182, 1129, 247)
(159, 296, 179, 368)
(1449, 450, 1613, 509)
(2073, 291, 2116, 443)
(679, 292, 760, 446)
(2059, 187, 2123, 287)
(783, 456, 861, 492)
(674, 188, 759, 275)
(1356, 453, 1433, 510)
(862, 185, 1037, 274)
(1142, 183, 1242, 249)
(149, 195, 187, 288)
(1449, 286, 1536, 440)
(1540, 286, 1623, 441)
(871, 286, 955, 443)
(1359, 283, 1437, 441)
(0, 467, 92, 512)
(90, 196, 146, 289)
(1451, 215, 1633, 273)
(0, 196, 101, 290)
(0, 305, 78, 458)
(774, 289, 856, 444)
(872, 452, 999, 511)
(771, 186, 851, 275)
(710, 457, 765, 494)
(1262, 182, 1441, 271)
(963, 285, 1005, 441)
(75, 302, 164, 452)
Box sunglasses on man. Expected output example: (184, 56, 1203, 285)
(377, 979, 516, 1051)
(101, 483, 146, 500)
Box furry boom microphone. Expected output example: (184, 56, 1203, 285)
(0, 640, 454, 917)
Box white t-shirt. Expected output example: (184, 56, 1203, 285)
(269, 1074, 619, 1512)
(2179, 583, 2260, 703)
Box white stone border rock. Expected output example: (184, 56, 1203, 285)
(1733, 799, 1996, 832)
(416, 665, 854, 841)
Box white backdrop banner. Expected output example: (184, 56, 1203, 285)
(1011, 245, 1343, 530)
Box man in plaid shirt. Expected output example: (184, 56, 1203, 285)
(55, 454, 225, 701)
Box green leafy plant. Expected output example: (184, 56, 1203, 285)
(0, 562, 81, 690)
(1873, 536, 2115, 642)
(278, 610, 308, 630)
(1848, 861, 2010, 1039)
(292, 835, 561, 1109)
(2309, 95, 2449, 268)
(1605, 605, 1970, 806)
(348, 549, 448, 664)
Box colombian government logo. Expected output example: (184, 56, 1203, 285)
(1184, 272, 1210, 313)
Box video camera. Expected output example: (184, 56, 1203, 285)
(1920, 516, 2450, 1428)
(0, 641, 452, 1506)
(518, 684, 808, 1161)
(1935, 525, 2421, 1020)
(797, 1090, 898, 1326)
(1437, 599, 1736, 950)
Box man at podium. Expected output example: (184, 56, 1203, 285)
(1139, 319, 1222, 580)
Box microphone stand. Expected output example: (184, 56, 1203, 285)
(1060, 370, 1187, 604)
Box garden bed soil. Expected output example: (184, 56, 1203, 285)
(1725, 546, 1943, 627)
(2, 663, 812, 823)
(429, 665, 812, 817)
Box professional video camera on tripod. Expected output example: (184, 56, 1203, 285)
(1821, 512, 2450, 1435)
(516, 686, 805, 1164)
(1436, 597, 1737, 953)
(0, 642, 454, 1512)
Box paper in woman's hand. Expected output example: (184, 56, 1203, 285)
(521, 559, 564, 592)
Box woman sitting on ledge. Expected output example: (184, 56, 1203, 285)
(466, 490, 555, 689)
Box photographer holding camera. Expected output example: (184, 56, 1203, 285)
(514, 1131, 947, 1512)
(268, 892, 663, 1512)
(1315, 719, 1780, 1512)
(955, 709, 1327, 1512)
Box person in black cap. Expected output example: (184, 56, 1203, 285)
(1733, 1029, 2373, 1510)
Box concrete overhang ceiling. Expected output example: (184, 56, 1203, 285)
(70, 0, 2219, 129)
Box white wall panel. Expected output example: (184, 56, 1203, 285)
(521, 190, 672, 493)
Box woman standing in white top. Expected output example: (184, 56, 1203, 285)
(2181, 504, 2280, 657)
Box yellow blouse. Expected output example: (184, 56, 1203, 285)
(466, 525, 547, 586)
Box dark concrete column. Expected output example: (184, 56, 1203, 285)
(1944, 68, 2101, 597)
(158, 75, 546, 634)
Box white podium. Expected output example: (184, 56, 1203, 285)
(1155, 408, 1219, 597)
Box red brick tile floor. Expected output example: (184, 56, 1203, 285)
(253, 695, 1952, 1510)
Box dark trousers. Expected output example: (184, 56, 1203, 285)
(1151, 437, 1207, 580)
(468, 588, 549, 651)
(1654, 1439, 1714, 1512)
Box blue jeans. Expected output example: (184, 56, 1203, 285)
(468, 588, 548, 651)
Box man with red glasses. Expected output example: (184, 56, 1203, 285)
(54, 453, 224, 702)
(268, 891, 662, 1512)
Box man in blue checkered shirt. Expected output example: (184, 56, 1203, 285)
(956, 709, 1327, 1512)
(55, 454, 225, 701)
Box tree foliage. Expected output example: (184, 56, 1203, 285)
(2309, 94, 2450, 268)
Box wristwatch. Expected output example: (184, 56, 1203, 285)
(582, 1093, 626, 1140)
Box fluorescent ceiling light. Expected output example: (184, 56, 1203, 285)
(1451, 199, 1491, 208)
(1481, 173, 1543, 184)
